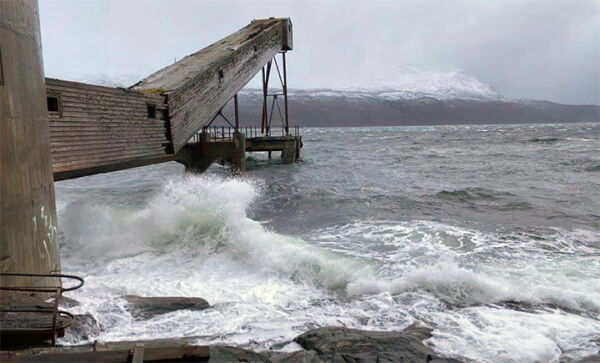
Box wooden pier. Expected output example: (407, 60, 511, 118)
(179, 126, 301, 173)
(45, 18, 300, 181)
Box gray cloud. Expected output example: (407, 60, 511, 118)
(39, 0, 599, 104)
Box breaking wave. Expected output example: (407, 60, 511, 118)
(58, 173, 600, 361)
(61, 176, 599, 314)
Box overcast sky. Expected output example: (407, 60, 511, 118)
(39, 0, 599, 105)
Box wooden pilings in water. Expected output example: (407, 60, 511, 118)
(176, 131, 302, 174)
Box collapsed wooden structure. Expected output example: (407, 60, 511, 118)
(47, 18, 300, 181)
(1, 7, 300, 350)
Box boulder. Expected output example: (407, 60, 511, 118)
(293, 325, 463, 362)
(124, 295, 210, 320)
(570, 354, 600, 363)
(65, 314, 101, 342)
(209, 346, 271, 362)
(208, 346, 320, 363)
(59, 295, 80, 308)
(270, 349, 321, 363)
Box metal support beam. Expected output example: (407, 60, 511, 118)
(234, 94, 240, 132)
(261, 60, 272, 135)
(282, 52, 290, 135)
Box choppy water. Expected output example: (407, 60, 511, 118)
(56, 123, 600, 362)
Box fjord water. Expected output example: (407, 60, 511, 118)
(56, 123, 600, 362)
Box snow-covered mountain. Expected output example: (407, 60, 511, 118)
(320, 70, 498, 101)
(58, 69, 500, 101)
(240, 70, 500, 102)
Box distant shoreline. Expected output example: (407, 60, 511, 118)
(233, 95, 599, 128)
(282, 120, 600, 128)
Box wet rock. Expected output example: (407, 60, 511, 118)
(124, 295, 210, 319)
(208, 346, 320, 363)
(209, 346, 271, 362)
(293, 324, 463, 362)
(65, 314, 101, 341)
(573, 354, 600, 363)
(59, 295, 80, 308)
(270, 349, 321, 363)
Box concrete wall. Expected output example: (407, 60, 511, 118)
(46, 79, 171, 180)
(0, 0, 61, 287)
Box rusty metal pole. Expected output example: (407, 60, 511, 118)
(262, 60, 272, 136)
(234, 94, 239, 133)
(282, 52, 289, 135)
(261, 66, 267, 134)
(0, 0, 61, 289)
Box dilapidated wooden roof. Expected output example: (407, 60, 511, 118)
(131, 18, 292, 152)
(131, 18, 291, 93)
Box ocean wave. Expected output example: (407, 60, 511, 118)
(435, 188, 534, 211)
(584, 164, 600, 172)
(436, 187, 515, 202)
(60, 176, 600, 317)
(523, 137, 564, 144)
(56, 172, 600, 362)
(60, 175, 370, 292)
(310, 220, 600, 315)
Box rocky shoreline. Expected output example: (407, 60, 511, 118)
(58, 295, 464, 362)
(60, 295, 600, 362)
(3, 294, 598, 362)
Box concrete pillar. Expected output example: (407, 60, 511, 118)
(230, 132, 246, 173)
(281, 139, 297, 164)
(295, 136, 302, 160)
(0, 0, 61, 287)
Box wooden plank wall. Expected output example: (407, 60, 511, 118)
(46, 78, 172, 179)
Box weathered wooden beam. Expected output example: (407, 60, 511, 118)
(53, 154, 177, 181)
(132, 18, 293, 152)
(0, 338, 211, 362)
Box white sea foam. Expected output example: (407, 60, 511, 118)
(58, 174, 600, 362)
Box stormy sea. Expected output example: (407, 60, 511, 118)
(55, 122, 600, 362)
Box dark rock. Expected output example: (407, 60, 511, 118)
(209, 346, 320, 363)
(293, 324, 463, 363)
(65, 314, 101, 341)
(270, 349, 321, 363)
(124, 295, 210, 319)
(574, 354, 600, 363)
(209, 346, 271, 362)
(59, 295, 80, 308)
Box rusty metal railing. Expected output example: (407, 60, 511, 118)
(192, 125, 301, 142)
(1, 272, 84, 345)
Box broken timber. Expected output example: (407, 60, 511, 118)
(0, 338, 210, 362)
(47, 18, 296, 180)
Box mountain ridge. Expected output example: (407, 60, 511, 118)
(52, 73, 599, 126)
